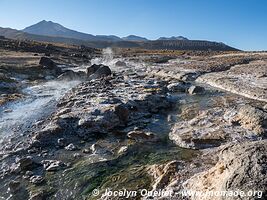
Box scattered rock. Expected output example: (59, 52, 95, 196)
(77, 109, 120, 135)
(187, 85, 205, 95)
(127, 130, 156, 141)
(73, 153, 82, 158)
(167, 82, 190, 92)
(42, 160, 65, 171)
(170, 130, 225, 149)
(33, 123, 62, 145)
(64, 143, 77, 151)
(181, 73, 199, 81)
(0, 73, 17, 92)
(8, 180, 21, 193)
(90, 144, 113, 155)
(114, 103, 129, 122)
(82, 148, 91, 154)
(118, 146, 128, 154)
(57, 138, 66, 147)
(29, 191, 44, 200)
(17, 157, 34, 171)
(23, 171, 34, 179)
(30, 175, 44, 185)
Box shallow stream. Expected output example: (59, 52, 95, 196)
(0, 80, 80, 142)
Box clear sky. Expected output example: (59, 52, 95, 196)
(0, 0, 266, 50)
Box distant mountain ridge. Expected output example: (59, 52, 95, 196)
(122, 35, 148, 41)
(0, 20, 239, 51)
(22, 20, 188, 42)
(157, 36, 188, 40)
(23, 20, 122, 42)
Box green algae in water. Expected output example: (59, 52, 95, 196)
(44, 143, 197, 200)
(37, 90, 218, 200)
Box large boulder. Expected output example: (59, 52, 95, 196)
(86, 64, 101, 76)
(86, 64, 112, 79)
(184, 140, 267, 200)
(39, 57, 62, 74)
(93, 65, 112, 78)
(39, 57, 56, 68)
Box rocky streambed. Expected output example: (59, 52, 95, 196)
(0, 51, 266, 200)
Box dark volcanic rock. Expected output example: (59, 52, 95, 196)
(39, 57, 55, 68)
(86, 64, 101, 76)
(8, 180, 21, 193)
(86, 64, 112, 79)
(39, 57, 62, 74)
(114, 104, 129, 123)
(15, 157, 40, 172)
(8, 180, 28, 199)
(89, 65, 112, 79)
(0, 73, 18, 92)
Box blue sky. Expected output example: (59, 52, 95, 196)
(0, 0, 266, 50)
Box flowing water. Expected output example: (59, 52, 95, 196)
(0, 80, 80, 142)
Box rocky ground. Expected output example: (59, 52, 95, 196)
(0, 39, 266, 200)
